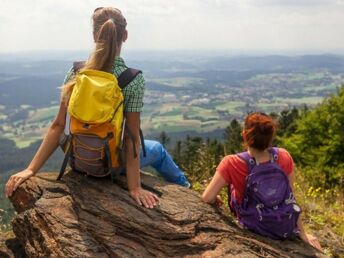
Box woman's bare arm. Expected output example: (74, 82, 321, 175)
(124, 112, 159, 208)
(5, 102, 67, 197)
(202, 171, 227, 204)
(28, 101, 67, 173)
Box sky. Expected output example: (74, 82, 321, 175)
(0, 0, 344, 54)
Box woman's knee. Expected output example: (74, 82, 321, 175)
(144, 140, 166, 158)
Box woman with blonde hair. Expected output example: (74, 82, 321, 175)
(5, 7, 190, 208)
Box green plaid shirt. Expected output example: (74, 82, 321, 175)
(63, 57, 145, 112)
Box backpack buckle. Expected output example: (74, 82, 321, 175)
(256, 203, 264, 221)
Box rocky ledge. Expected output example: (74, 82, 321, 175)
(6, 172, 324, 257)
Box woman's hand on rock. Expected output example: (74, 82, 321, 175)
(130, 187, 160, 209)
(300, 232, 322, 251)
(214, 195, 224, 208)
(5, 169, 34, 198)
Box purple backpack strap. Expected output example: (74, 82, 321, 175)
(237, 151, 256, 174)
(270, 147, 279, 163)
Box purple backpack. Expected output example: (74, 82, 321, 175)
(232, 147, 301, 239)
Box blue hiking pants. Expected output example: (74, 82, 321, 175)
(140, 140, 190, 187)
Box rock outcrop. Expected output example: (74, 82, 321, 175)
(0, 230, 26, 258)
(9, 172, 324, 258)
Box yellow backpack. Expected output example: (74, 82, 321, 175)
(57, 62, 143, 180)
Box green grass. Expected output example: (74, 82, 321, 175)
(249, 72, 328, 82)
(154, 119, 201, 133)
(142, 103, 161, 114)
(27, 106, 59, 123)
(201, 120, 228, 132)
(152, 114, 183, 122)
(303, 83, 337, 92)
(255, 103, 289, 113)
(20, 104, 31, 109)
(186, 106, 219, 120)
(293, 171, 344, 256)
(214, 101, 245, 113)
(142, 103, 229, 133)
(276, 97, 324, 105)
(163, 107, 182, 116)
(11, 136, 41, 148)
(148, 77, 204, 88)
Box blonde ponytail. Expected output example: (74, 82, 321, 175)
(61, 7, 127, 105)
(86, 19, 118, 72)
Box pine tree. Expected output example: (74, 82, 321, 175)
(158, 131, 170, 147)
(277, 108, 299, 137)
(224, 119, 243, 155)
(172, 140, 182, 166)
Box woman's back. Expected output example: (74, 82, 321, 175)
(217, 147, 294, 204)
(202, 112, 322, 249)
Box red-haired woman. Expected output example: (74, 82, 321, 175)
(202, 112, 322, 251)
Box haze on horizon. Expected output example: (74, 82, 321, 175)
(1, 0, 344, 54)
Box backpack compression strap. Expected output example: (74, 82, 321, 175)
(57, 135, 72, 181)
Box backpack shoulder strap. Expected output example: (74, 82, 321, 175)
(71, 62, 142, 89)
(73, 61, 86, 73)
(270, 147, 279, 163)
(237, 151, 256, 173)
(117, 68, 142, 89)
(117, 68, 145, 156)
(237, 151, 251, 161)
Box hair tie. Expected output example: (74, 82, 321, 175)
(109, 18, 126, 27)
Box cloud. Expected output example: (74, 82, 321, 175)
(0, 0, 343, 53)
(247, 0, 341, 7)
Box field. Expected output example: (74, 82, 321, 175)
(0, 80, 337, 147)
(0, 106, 58, 148)
(0, 55, 343, 147)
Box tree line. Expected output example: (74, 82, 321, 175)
(160, 86, 344, 190)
